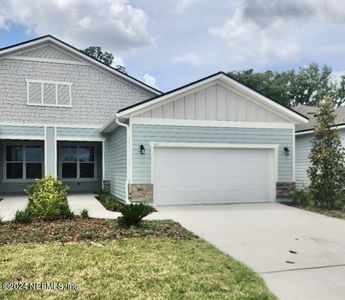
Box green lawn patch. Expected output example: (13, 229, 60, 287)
(0, 238, 276, 299)
(95, 191, 124, 212)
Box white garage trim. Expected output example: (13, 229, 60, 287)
(150, 142, 278, 197)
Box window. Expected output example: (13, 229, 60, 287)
(26, 79, 72, 107)
(60, 145, 95, 180)
(5, 145, 43, 180)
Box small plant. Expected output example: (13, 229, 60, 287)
(118, 203, 155, 227)
(81, 209, 89, 219)
(289, 189, 313, 207)
(14, 209, 32, 224)
(97, 191, 123, 211)
(25, 176, 74, 220)
(0, 216, 3, 224)
(80, 229, 93, 239)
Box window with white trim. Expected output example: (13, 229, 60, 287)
(5, 144, 44, 180)
(26, 79, 72, 107)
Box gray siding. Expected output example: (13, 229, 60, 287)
(0, 44, 155, 127)
(19, 45, 82, 62)
(104, 126, 127, 200)
(295, 134, 312, 188)
(138, 83, 288, 123)
(132, 124, 293, 184)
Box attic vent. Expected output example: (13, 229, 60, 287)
(26, 79, 72, 107)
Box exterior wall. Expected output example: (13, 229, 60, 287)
(104, 126, 127, 201)
(0, 124, 45, 139)
(138, 83, 288, 123)
(18, 45, 82, 62)
(295, 133, 312, 188)
(131, 125, 294, 196)
(0, 48, 154, 127)
(45, 127, 56, 175)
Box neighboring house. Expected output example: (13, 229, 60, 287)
(294, 104, 345, 188)
(0, 35, 308, 205)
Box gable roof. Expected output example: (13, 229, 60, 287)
(0, 35, 162, 95)
(295, 104, 345, 133)
(116, 71, 309, 124)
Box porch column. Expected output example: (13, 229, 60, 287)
(44, 127, 57, 176)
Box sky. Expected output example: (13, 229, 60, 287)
(1, 0, 345, 92)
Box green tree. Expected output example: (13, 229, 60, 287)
(82, 46, 126, 73)
(228, 64, 339, 107)
(307, 99, 345, 209)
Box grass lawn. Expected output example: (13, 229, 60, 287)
(284, 203, 345, 220)
(0, 219, 275, 299)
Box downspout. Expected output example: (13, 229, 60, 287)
(115, 115, 131, 204)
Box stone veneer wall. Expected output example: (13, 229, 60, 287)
(128, 184, 153, 202)
(276, 182, 296, 198)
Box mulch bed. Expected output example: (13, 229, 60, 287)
(0, 218, 197, 245)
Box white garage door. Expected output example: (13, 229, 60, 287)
(153, 147, 276, 205)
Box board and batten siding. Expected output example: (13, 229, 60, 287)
(131, 124, 293, 184)
(138, 83, 288, 123)
(104, 126, 127, 201)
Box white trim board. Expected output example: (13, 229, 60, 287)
(150, 142, 279, 149)
(0, 135, 45, 140)
(0, 122, 101, 129)
(131, 118, 294, 129)
(117, 73, 308, 124)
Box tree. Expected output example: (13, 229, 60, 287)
(82, 46, 126, 73)
(228, 64, 341, 107)
(307, 99, 345, 209)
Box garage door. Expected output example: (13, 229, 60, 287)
(153, 147, 276, 205)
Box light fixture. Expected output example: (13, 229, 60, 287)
(284, 147, 290, 156)
(140, 145, 145, 155)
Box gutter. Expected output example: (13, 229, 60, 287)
(115, 115, 131, 204)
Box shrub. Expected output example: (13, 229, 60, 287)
(80, 230, 93, 239)
(25, 176, 74, 221)
(81, 209, 89, 219)
(290, 189, 313, 207)
(14, 209, 32, 224)
(97, 191, 123, 211)
(0, 216, 3, 224)
(119, 203, 155, 227)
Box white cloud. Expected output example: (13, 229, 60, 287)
(175, 0, 197, 14)
(143, 73, 158, 88)
(209, 0, 345, 65)
(173, 52, 201, 67)
(0, 0, 154, 55)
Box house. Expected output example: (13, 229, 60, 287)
(0, 35, 308, 205)
(294, 104, 345, 188)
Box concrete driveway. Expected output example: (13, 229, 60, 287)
(149, 203, 345, 300)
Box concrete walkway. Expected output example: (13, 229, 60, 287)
(0, 195, 28, 221)
(68, 193, 120, 218)
(0, 193, 120, 221)
(148, 203, 345, 300)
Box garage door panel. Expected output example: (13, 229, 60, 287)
(153, 147, 275, 205)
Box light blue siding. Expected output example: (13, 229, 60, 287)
(132, 125, 293, 184)
(295, 134, 312, 188)
(45, 127, 56, 175)
(57, 127, 101, 138)
(0, 125, 44, 138)
(104, 126, 127, 200)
